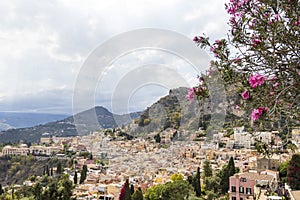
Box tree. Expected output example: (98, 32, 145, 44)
(73, 171, 78, 185)
(11, 185, 14, 200)
(130, 185, 135, 195)
(144, 184, 164, 200)
(161, 180, 192, 200)
(44, 178, 59, 200)
(58, 174, 73, 200)
(278, 160, 289, 183)
(219, 157, 236, 194)
(227, 157, 235, 177)
(33, 182, 42, 200)
(46, 165, 50, 176)
(206, 190, 219, 200)
(154, 133, 161, 143)
(203, 160, 212, 178)
(170, 173, 183, 182)
(287, 154, 300, 189)
(0, 184, 3, 195)
(119, 179, 131, 200)
(30, 175, 36, 182)
(191, 0, 300, 134)
(57, 163, 62, 175)
(193, 167, 201, 197)
(204, 176, 221, 194)
(132, 188, 143, 200)
(79, 165, 87, 184)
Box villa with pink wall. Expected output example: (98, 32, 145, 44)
(229, 172, 275, 200)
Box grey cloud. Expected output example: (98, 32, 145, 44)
(0, 0, 229, 114)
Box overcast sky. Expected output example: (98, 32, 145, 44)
(0, 0, 230, 115)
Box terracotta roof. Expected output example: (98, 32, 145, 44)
(233, 172, 274, 182)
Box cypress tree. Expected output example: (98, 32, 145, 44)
(220, 166, 229, 194)
(220, 157, 236, 194)
(193, 167, 201, 197)
(80, 165, 88, 184)
(203, 160, 212, 178)
(130, 184, 134, 195)
(154, 133, 161, 143)
(46, 165, 50, 176)
(57, 163, 62, 175)
(132, 188, 143, 200)
(0, 184, 3, 195)
(228, 157, 235, 177)
(119, 179, 132, 200)
(74, 171, 78, 185)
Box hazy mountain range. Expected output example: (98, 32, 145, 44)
(0, 112, 68, 131)
(0, 87, 244, 144)
(0, 107, 141, 144)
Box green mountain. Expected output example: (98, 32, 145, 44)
(129, 87, 243, 137)
(0, 106, 141, 144)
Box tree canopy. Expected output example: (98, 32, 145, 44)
(190, 0, 300, 133)
(287, 153, 300, 189)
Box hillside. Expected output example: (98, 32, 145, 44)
(0, 155, 67, 186)
(0, 106, 141, 144)
(129, 87, 244, 137)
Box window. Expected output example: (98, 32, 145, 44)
(232, 197, 236, 200)
(231, 186, 236, 192)
(246, 188, 252, 195)
(240, 177, 247, 182)
(239, 186, 244, 193)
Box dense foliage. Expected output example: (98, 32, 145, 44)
(287, 153, 300, 189)
(190, 0, 300, 133)
(0, 156, 66, 186)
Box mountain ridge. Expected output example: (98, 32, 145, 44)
(0, 106, 141, 144)
(0, 112, 68, 131)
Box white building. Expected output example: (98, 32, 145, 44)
(2, 145, 29, 156)
(233, 127, 273, 148)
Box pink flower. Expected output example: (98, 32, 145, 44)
(229, 16, 237, 25)
(241, 91, 250, 99)
(273, 82, 279, 87)
(249, 74, 266, 88)
(227, 6, 237, 15)
(193, 36, 205, 43)
(215, 40, 221, 45)
(251, 107, 268, 121)
(273, 14, 280, 22)
(253, 38, 261, 45)
(193, 36, 199, 42)
(186, 88, 195, 102)
(249, 19, 257, 29)
(235, 105, 240, 109)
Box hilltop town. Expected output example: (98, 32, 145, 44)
(0, 126, 299, 200)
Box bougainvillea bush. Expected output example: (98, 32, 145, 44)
(189, 0, 300, 132)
